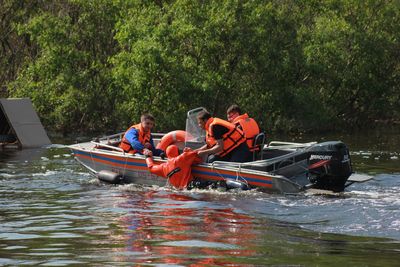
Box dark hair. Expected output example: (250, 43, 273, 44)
(141, 113, 155, 122)
(197, 110, 211, 121)
(227, 104, 241, 114)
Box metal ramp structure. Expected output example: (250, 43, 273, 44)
(0, 98, 51, 149)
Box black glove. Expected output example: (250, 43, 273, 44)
(160, 152, 166, 160)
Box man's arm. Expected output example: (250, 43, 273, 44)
(194, 143, 208, 152)
(204, 139, 223, 154)
(125, 128, 145, 152)
(197, 139, 223, 158)
(148, 135, 164, 156)
(181, 148, 203, 164)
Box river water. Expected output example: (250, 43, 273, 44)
(1, 130, 399, 266)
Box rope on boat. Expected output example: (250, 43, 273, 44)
(210, 161, 249, 187)
(90, 146, 96, 172)
(237, 164, 241, 179)
(235, 163, 249, 187)
(90, 139, 129, 178)
(75, 157, 98, 176)
(121, 154, 128, 178)
(211, 162, 226, 181)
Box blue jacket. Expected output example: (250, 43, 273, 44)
(124, 128, 164, 156)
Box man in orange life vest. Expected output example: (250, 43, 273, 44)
(195, 110, 252, 163)
(119, 113, 164, 156)
(226, 104, 260, 151)
(145, 145, 202, 189)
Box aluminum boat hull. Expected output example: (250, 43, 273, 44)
(69, 141, 303, 193)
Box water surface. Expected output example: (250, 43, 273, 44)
(1, 131, 399, 266)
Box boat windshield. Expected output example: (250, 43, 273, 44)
(185, 107, 206, 149)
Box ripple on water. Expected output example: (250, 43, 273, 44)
(40, 260, 86, 266)
(3, 246, 28, 250)
(161, 240, 241, 249)
(48, 232, 84, 239)
(0, 233, 42, 240)
(1, 145, 400, 266)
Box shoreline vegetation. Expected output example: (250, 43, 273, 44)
(1, 0, 399, 136)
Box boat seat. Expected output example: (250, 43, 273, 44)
(252, 132, 266, 161)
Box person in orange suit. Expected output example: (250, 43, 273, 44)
(145, 145, 202, 189)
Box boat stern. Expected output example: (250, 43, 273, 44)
(307, 141, 353, 192)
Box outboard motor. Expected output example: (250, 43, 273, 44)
(307, 141, 352, 192)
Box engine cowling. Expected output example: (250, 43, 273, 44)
(307, 141, 353, 191)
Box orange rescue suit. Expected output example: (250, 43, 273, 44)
(119, 123, 151, 154)
(232, 113, 260, 151)
(205, 117, 246, 157)
(146, 150, 202, 189)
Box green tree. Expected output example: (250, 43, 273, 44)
(4, 0, 399, 135)
(302, 0, 400, 127)
(0, 0, 42, 97)
(8, 0, 120, 134)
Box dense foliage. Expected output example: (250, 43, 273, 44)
(1, 0, 399, 135)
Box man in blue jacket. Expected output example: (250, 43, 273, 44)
(119, 113, 164, 156)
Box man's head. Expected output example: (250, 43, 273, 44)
(166, 145, 179, 158)
(226, 104, 241, 122)
(196, 110, 211, 130)
(140, 113, 155, 132)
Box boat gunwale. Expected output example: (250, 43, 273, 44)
(68, 142, 291, 180)
(68, 141, 306, 170)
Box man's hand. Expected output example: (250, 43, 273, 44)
(143, 148, 153, 157)
(144, 142, 152, 149)
(197, 150, 208, 157)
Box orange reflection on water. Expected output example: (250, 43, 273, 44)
(115, 190, 258, 265)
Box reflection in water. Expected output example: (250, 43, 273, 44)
(113, 191, 258, 266)
(93, 188, 400, 266)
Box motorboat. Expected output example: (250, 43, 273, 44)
(68, 108, 369, 194)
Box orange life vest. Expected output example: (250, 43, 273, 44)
(205, 117, 246, 157)
(232, 113, 260, 151)
(119, 123, 151, 154)
(206, 135, 217, 148)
